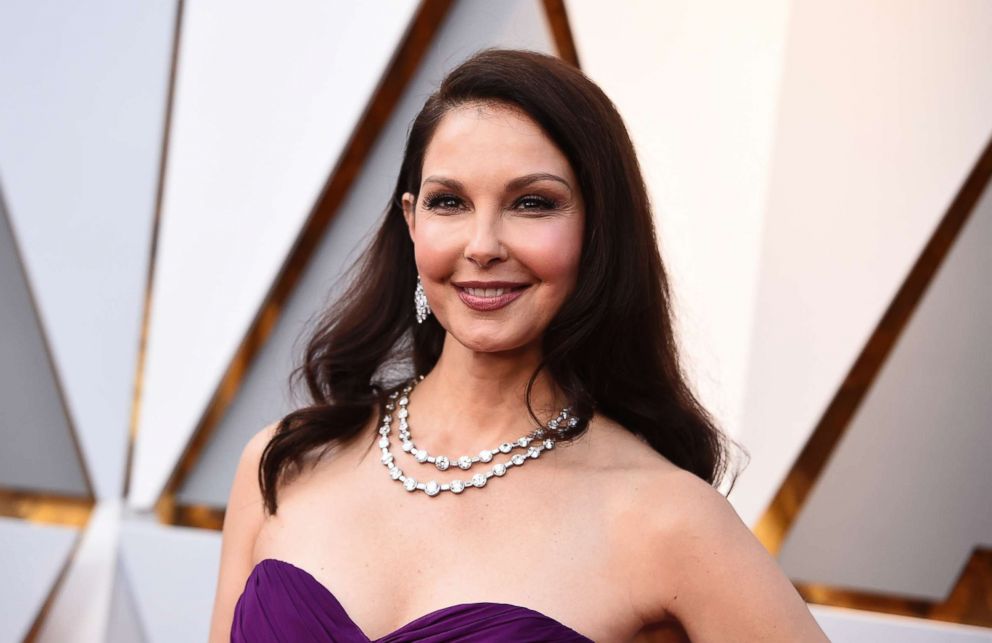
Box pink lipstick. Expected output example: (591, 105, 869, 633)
(452, 281, 530, 312)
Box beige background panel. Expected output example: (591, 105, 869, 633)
(778, 175, 992, 599)
(128, 0, 420, 509)
(734, 0, 992, 524)
(565, 0, 793, 462)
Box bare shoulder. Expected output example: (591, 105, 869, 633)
(207, 421, 280, 643)
(643, 473, 827, 640)
(246, 420, 279, 461)
(583, 413, 741, 549)
(588, 416, 827, 641)
(227, 421, 279, 517)
(228, 420, 279, 529)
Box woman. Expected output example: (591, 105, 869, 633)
(209, 48, 829, 642)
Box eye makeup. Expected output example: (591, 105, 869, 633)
(421, 192, 463, 211)
(420, 191, 565, 213)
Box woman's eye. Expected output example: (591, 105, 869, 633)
(421, 192, 560, 213)
(516, 195, 559, 211)
(422, 193, 462, 211)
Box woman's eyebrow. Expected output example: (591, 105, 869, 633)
(505, 172, 573, 195)
(421, 172, 573, 195)
(421, 175, 464, 191)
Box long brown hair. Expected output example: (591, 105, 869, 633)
(258, 48, 747, 515)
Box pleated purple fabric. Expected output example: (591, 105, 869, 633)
(231, 559, 593, 642)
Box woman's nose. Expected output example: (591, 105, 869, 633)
(463, 209, 507, 267)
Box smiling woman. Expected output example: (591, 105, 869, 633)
(209, 48, 830, 642)
(401, 101, 585, 354)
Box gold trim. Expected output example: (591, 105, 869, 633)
(0, 489, 92, 528)
(151, 0, 455, 528)
(542, 0, 581, 68)
(163, 500, 226, 532)
(797, 547, 992, 628)
(755, 134, 992, 624)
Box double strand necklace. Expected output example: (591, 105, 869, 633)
(378, 375, 578, 496)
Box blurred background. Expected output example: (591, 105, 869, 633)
(0, 1, 989, 641)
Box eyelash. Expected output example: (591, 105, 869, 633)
(421, 192, 562, 213)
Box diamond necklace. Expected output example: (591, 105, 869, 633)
(396, 379, 572, 472)
(378, 375, 579, 496)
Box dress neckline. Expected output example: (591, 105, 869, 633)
(250, 558, 593, 641)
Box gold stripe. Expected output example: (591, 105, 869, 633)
(0, 489, 92, 528)
(543, 0, 581, 68)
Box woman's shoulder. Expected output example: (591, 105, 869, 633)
(247, 420, 280, 457)
(592, 416, 827, 640)
(585, 413, 738, 625)
(588, 411, 734, 540)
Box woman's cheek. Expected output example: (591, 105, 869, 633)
(414, 222, 462, 278)
(509, 222, 582, 282)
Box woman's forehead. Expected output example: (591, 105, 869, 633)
(421, 102, 575, 186)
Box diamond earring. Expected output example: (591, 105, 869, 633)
(414, 275, 432, 323)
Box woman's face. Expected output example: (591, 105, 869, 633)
(402, 101, 585, 354)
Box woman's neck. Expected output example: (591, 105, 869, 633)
(406, 334, 568, 455)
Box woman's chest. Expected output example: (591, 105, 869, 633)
(251, 460, 649, 641)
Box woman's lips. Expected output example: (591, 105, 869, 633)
(456, 285, 529, 311)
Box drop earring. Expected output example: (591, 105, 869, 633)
(414, 275, 432, 323)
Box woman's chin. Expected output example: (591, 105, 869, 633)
(449, 328, 521, 353)
(458, 338, 515, 354)
(451, 328, 529, 354)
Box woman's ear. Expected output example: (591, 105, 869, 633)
(401, 192, 416, 242)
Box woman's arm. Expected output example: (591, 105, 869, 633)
(207, 422, 278, 643)
(641, 470, 830, 642)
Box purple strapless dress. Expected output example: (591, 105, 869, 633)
(231, 559, 594, 642)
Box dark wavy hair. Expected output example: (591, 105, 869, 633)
(258, 48, 747, 515)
